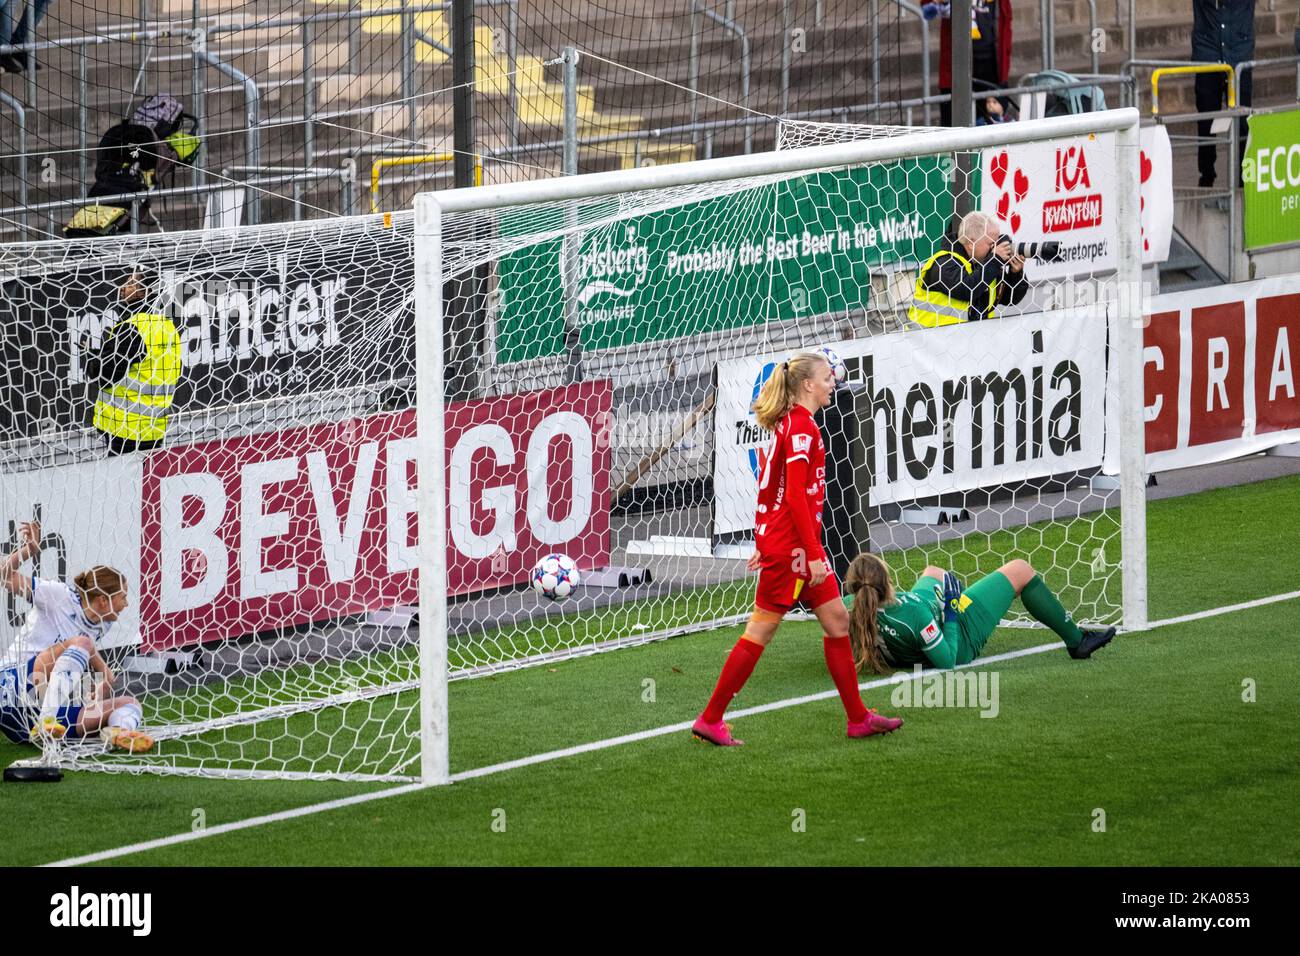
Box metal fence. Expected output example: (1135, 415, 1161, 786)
(1, 4, 1294, 243)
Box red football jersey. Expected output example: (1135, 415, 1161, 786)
(755, 403, 827, 562)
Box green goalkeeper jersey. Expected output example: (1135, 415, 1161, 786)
(849, 577, 965, 669)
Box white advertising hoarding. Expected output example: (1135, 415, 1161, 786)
(714, 312, 1110, 537)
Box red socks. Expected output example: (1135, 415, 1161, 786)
(702, 636, 866, 725)
(701, 638, 765, 723)
(823, 635, 868, 723)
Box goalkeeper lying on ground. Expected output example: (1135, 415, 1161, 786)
(843, 552, 1116, 673)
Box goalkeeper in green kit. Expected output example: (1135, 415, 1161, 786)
(843, 552, 1116, 673)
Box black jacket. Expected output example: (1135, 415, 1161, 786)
(82, 318, 147, 389)
(918, 234, 1028, 322)
(1191, 0, 1256, 65)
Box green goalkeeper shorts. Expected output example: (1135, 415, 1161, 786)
(954, 571, 1018, 663)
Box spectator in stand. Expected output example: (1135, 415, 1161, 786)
(925, 0, 1014, 127)
(977, 95, 1011, 125)
(1192, 0, 1255, 188)
(0, 0, 53, 75)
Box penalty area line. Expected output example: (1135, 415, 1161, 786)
(44, 589, 1300, 867)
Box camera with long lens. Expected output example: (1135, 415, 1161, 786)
(999, 234, 1064, 262)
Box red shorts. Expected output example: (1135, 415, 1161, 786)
(753, 552, 842, 615)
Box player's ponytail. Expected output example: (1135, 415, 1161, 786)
(75, 566, 126, 606)
(844, 552, 894, 675)
(751, 352, 828, 431)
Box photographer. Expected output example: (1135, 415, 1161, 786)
(908, 211, 1029, 327)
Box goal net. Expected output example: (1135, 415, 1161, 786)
(0, 110, 1146, 782)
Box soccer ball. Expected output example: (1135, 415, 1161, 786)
(816, 346, 847, 384)
(531, 553, 581, 600)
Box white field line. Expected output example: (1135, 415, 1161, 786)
(43, 590, 1300, 867)
(1142, 589, 1300, 629)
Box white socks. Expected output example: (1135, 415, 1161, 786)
(106, 702, 143, 732)
(39, 645, 90, 721)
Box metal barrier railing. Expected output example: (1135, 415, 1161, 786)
(340, 73, 1137, 170)
(1120, 55, 1300, 114)
(370, 152, 481, 213)
(1151, 64, 1236, 115)
(1149, 101, 1295, 284)
(1160, 105, 1244, 280)
(1233, 54, 1300, 106)
(0, 1, 1236, 240)
(0, 27, 193, 192)
(1041, 0, 1101, 76)
(690, 1, 751, 154)
(0, 168, 350, 241)
(0, 90, 27, 236)
(0, 3, 512, 236)
(196, 45, 262, 222)
(877, 2, 933, 126)
(1120, 59, 1203, 110)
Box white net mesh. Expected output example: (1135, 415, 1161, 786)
(776, 119, 946, 151)
(1, 116, 1136, 779)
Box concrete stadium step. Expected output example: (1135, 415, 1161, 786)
(7, 0, 1294, 237)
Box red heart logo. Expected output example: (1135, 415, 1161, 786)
(997, 191, 1010, 221)
(1013, 168, 1029, 202)
(1140, 151, 1153, 183)
(1010, 213, 1021, 232)
(990, 151, 1008, 189)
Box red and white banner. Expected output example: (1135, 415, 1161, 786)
(981, 126, 1174, 280)
(1137, 276, 1300, 473)
(138, 381, 612, 651)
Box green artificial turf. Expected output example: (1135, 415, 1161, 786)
(3, 474, 1298, 866)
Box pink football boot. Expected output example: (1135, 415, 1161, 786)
(847, 710, 904, 738)
(692, 716, 744, 746)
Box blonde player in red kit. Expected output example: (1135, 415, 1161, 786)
(692, 351, 904, 746)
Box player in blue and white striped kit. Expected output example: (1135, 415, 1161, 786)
(0, 520, 153, 753)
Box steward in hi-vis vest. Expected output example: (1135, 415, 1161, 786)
(908, 212, 1029, 327)
(85, 273, 181, 455)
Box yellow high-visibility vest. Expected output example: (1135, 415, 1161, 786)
(907, 249, 998, 328)
(92, 312, 181, 443)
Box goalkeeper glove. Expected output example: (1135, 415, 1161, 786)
(934, 571, 964, 624)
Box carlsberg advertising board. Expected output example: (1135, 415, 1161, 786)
(493, 162, 952, 363)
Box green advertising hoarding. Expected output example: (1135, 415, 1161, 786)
(494, 160, 952, 363)
(1244, 108, 1300, 251)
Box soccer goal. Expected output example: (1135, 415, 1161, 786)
(1, 108, 1146, 783)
